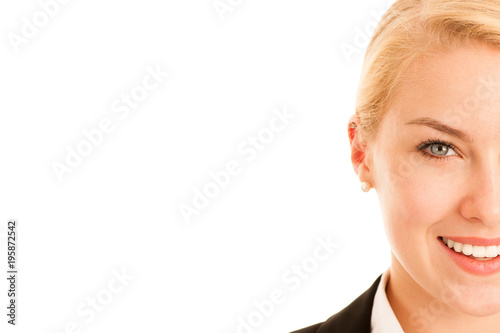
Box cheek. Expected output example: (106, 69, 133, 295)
(373, 141, 462, 251)
(377, 148, 459, 220)
(380, 183, 430, 259)
(377, 165, 457, 260)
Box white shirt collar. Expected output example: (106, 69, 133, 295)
(370, 268, 404, 333)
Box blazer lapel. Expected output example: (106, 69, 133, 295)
(291, 274, 383, 333)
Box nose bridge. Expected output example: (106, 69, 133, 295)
(462, 154, 500, 225)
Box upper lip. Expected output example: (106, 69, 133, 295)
(441, 236, 500, 246)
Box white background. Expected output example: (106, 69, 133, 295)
(0, 0, 394, 332)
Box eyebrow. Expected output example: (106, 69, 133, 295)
(405, 117, 474, 143)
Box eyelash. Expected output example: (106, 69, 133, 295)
(415, 139, 460, 162)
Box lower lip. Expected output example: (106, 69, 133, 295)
(439, 238, 500, 275)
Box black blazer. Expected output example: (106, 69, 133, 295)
(290, 274, 383, 333)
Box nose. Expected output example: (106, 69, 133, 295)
(460, 158, 500, 227)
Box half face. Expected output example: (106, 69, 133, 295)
(366, 43, 500, 316)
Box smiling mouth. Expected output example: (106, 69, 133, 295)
(439, 237, 500, 261)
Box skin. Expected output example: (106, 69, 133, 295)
(349, 42, 500, 332)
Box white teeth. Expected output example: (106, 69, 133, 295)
(474, 257, 494, 261)
(486, 246, 498, 258)
(441, 237, 500, 259)
(447, 239, 455, 248)
(462, 244, 473, 256)
(472, 246, 486, 258)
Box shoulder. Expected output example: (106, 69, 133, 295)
(290, 274, 382, 333)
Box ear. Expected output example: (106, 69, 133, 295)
(347, 114, 375, 188)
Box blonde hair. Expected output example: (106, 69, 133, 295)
(356, 0, 500, 151)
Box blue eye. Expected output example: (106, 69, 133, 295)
(416, 139, 459, 162)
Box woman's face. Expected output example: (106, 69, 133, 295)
(354, 43, 500, 316)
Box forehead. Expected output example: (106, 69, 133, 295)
(383, 43, 500, 138)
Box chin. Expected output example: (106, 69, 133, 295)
(445, 287, 500, 317)
(453, 302, 500, 317)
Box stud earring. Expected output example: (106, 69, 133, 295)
(350, 122, 357, 129)
(361, 181, 372, 192)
